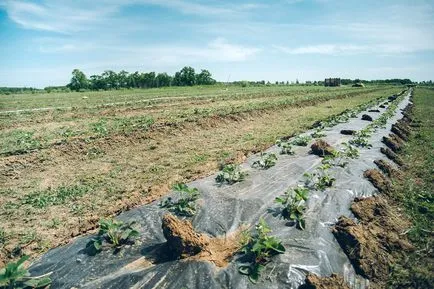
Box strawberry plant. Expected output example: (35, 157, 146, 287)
(303, 164, 336, 191)
(321, 150, 348, 168)
(276, 140, 294, 155)
(88, 218, 139, 254)
(252, 152, 278, 169)
(0, 255, 52, 289)
(275, 186, 308, 230)
(215, 164, 247, 184)
(310, 128, 326, 138)
(342, 142, 360, 159)
(291, 135, 311, 146)
(238, 218, 285, 283)
(349, 129, 372, 148)
(159, 183, 200, 217)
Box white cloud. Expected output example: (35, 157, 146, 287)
(272, 42, 434, 55)
(36, 37, 261, 66)
(1, 0, 252, 33)
(273, 44, 370, 55)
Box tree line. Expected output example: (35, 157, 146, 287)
(67, 66, 216, 91)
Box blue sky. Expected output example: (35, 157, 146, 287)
(0, 0, 433, 87)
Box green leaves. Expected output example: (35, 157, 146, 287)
(238, 218, 285, 283)
(276, 140, 295, 155)
(304, 163, 336, 191)
(291, 135, 312, 146)
(275, 186, 309, 230)
(310, 128, 326, 138)
(159, 183, 200, 217)
(215, 164, 247, 185)
(0, 255, 52, 289)
(252, 153, 278, 169)
(87, 218, 139, 255)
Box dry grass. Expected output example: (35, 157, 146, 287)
(0, 85, 400, 265)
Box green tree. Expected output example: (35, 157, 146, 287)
(155, 73, 172, 87)
(196, 69, 216, 85)
(101, 70, 118, 89)
(68, 69, 89, 91)
(174, 66, 196, 86)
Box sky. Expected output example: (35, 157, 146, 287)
(0, 0, 434, 88)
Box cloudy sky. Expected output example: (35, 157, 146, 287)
(1, 0, 433, 87)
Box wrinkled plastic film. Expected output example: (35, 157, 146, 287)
(29, 91, 411, 289)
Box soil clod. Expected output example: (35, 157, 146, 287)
(162, 213, 209, 258)
(361, 114, 373, 121)
(333, 196, 414, 284)
(374, 159, 402, 179)
(363, 169, 391, 193)
(380, 147, 404, 166)
(310, 139, 335, 157)
(298, 273, 350, 289)
(368, 109, 380, 112)
(382, 134, 404, 153)
(340, 129, 356, 135)
(161, 214, 241, 267)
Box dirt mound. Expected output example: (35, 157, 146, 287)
(332, 216, 385, 280)
(192, 231, 242, 267)
(363, 169, 391, 193)
(382, 134, 404, 153)
(374, 159, 403, 179)
(391, 124, 409, 141)
(298, 273, 349, 289)
(162, 214, 209, 258)
(379, 105, 386, 108)
(310, 140, 335, 157)
(380, 147, 404, 167)
(333, 196, 413, 284)
(368, 109, 380, 112)
(361, 114, 373, 121)
(161, 214, 241, 267)
(340, 129, 356, 135)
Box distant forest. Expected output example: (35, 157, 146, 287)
(66, 66, 216, 92)
(1, 66, 431, 95)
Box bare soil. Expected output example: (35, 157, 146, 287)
(161, 214, 241, 267)
(332, 196, 413, 285)
(363, 169, 391, 193)
(310, 139, 335, 157)
(374, 159, 403, 179)
(380, 147, 404, 166)
(298, 273, 350, 289)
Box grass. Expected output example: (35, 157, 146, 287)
(0, 84, 403, 264)
(21, 184, 93, 209)
(387, 87, 434, 288)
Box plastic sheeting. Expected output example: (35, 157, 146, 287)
(29, 91, 412, 289)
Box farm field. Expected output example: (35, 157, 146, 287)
(0, 84, 401, 265)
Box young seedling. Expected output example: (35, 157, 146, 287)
(238, 218, 285, 283)
(341, 142, 359, 159)
(159, 183, 200, 217)
(303, 164, 336, 191)
(349, 129, 372, 148)
(321, 150, 348, 168)
(88, 218, 139, 254)
(252, 153, 278, 169)
(275, 186, 309, 230)
(215, 164, 247, 185)
(291, 135, 311, 146)
(0, 255, 52, 289)
(276, 140, 295, 155)
(310, 128, 326, 138)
